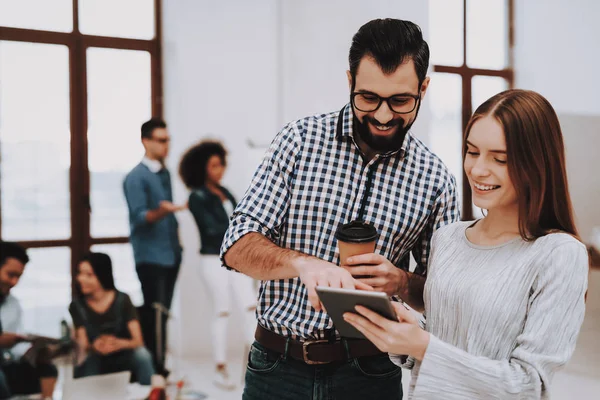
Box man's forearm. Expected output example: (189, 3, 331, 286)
(223, 232, 313, 280)
(398, 271, 425, 312)
(0, 334, 12, 349)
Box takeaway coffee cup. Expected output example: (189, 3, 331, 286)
(335, 221, 378, 266)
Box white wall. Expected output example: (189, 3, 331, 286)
(515, 0, 600, 242)
(162, 0, 429, 358)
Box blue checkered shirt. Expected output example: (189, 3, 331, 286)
(221, 104, 460, 340)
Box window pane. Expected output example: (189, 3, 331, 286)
(428, 73, 464, 210)
(429, 0, 464, 66)
(79, 0, 155, 40)
(11, 247, 71, 338)
(87, 48, 151, 238)
(466, 0, 509, 69)
(0, 0, 72, 32)
(91, 244, 143, 306)
(472, 76, 509, 111)
(0, 41, 71, 241)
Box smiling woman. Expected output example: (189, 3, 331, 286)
(344, 89, 588, 400)
(464, 116, 516, 215)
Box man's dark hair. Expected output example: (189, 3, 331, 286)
(349, 19, 430, 87)
(179, 140, 227, 189)
(0, 241, 29, 269)
(79, 252, 116, 292)
(141, 118, 167, 140)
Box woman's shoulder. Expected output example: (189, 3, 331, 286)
(115, 291, 133, 305)
(535, 231, 586, 253)
(533, 232, 588, 279)
(189, 187, 208, 200)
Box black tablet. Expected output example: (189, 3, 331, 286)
(316, 286, 398, 339)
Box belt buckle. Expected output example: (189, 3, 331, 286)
(302, 339, 329, 365)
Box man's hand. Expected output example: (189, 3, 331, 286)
(294, 258, 373, 311)
(0, 332, 26, 348)
(342, 253, 408, 296)
(159, 200, 186, 213)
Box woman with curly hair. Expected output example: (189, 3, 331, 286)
(179, 140, 256, 390)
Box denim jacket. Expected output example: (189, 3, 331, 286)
(188, 186, 237, 255)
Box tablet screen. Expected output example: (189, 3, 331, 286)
(316, 286, 397, 339)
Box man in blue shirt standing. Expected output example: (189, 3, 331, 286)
(123, 118, 185, 375)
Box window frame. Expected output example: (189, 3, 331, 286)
(432, 0, 515, 220)
(0, 0, 163, 286)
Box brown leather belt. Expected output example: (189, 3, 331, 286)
(255, 324, 383, 365)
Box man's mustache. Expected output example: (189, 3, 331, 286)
(363, 116, 404, 128)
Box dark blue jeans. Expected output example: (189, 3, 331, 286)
(74, 347, 155, 385)
(243, 341, 403, 400)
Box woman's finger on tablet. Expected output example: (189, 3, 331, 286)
(354, 305, 396, 330)
(343, 313, 388, 347)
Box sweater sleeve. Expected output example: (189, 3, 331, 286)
(412, 241, 588, 399)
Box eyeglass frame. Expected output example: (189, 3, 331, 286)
(351, 90, 421, 114)
(146, 137, 171, 144)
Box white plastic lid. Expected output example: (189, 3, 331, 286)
(151, 374, 166, 388)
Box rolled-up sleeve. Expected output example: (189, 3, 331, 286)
(220, 124, 300, 270)
(411, 241, 588, 399)
(123, 174, 149, 229)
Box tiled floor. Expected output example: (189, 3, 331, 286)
(170, 269, 600, 400)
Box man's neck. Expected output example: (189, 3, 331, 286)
(352, 131, 377, 163)
(144, 154, 163, 164)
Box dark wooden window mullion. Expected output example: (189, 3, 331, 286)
(461, 72, 473, 220)
(69, 0, 89, 281)
(152, 0, 164, 118)
(461, 0, 473, 220)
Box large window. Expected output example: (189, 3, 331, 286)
(0, 0, 162, 335)
(428, 0, 514, 219)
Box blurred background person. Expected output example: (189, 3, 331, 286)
(123, 118, 186, 375)
(69, 252, 155, 384)
(0, 241, 57, 400)
(179, 140, 257, 390)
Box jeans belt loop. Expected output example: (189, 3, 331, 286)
(342, 338, 351, 360)
(283, 337, 290, 361)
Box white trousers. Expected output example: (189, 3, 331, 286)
(199, 255, 257, 364)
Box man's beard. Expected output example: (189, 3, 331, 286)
(353, 102, 421, 153)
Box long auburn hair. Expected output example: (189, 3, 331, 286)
(464, 89, 579, 241)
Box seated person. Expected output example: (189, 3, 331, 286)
(69, 252, 154, 384)
(0, 241, 58, 400)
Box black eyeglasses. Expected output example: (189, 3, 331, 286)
(351, 91, 421, 114)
